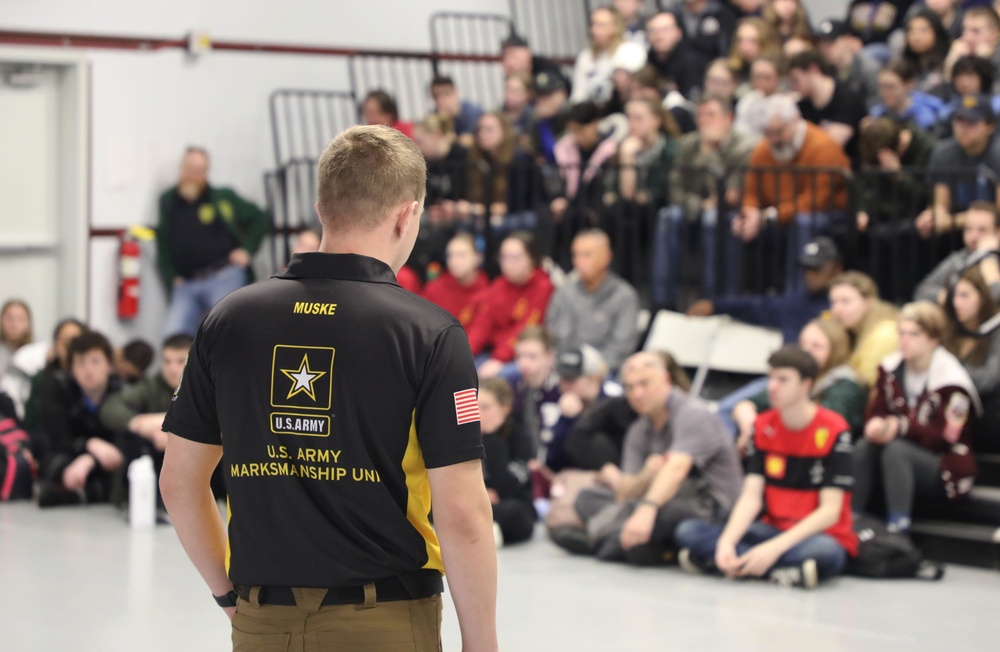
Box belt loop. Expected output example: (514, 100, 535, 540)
(291, 588, 328, 612)
(359, 582, 377, 609)
(249, 586, 262, 609)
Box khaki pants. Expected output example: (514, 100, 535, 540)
(231, 586, 442, 652)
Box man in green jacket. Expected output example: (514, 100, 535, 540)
(99, 334, 192, 462)
(157, 147, 269, 337)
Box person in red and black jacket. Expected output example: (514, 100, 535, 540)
(467, 231, 554, 382)
(853, 301, 980, 534)
(676, 345, 858, 589)
(420, 232, 488, 328)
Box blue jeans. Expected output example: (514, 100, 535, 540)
(163, 264, 247, 337)
(675, 518, 848, 580)
(651, 206, 739, 308)
(714, 375, 769, 437)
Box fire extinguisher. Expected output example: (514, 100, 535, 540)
(118, 233, 141, 319)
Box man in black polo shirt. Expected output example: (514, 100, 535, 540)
(160, 126, 498, 651)
(156, 146, 269, 338)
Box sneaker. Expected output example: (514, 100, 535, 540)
(678, 548, 705, 575)
(493, 522, 504, 548)
(768, 559, 819, 589)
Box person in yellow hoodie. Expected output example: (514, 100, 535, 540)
(829, 271, 899, 387)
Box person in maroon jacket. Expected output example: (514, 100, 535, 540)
(467, 231, 554, 382)
(420, 232, 488, 328)
(853, 300, 981, 534)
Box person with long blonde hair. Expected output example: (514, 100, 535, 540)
(0, 299, 32, 379)
(571, 6, 626, 106)
(828, 271, 899, 387)
(732, 317, 867, 452)
(763, 0, 813, 43)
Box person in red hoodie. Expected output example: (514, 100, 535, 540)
(468, 231, 554, 382)
(421, 232, 488, 327)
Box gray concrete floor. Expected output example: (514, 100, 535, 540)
(2, 503, 998, 651)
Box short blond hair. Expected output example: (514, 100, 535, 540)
(316, 125, 426, 232)
(900, 301, 948, 341)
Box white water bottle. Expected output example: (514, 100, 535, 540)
(128, 455, 156, 528)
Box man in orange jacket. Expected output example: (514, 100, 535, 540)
(735, 95, 851, 294)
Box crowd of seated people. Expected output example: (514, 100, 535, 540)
(0, 298, 195, 513)
(344, 2, 1000, 570)
(7, 3, 1000, 599)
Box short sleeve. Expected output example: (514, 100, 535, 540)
(162, 327, 221, 445)
(619, 421, 648, 475)
(745, 421, 764, 477)
(414, 325, 485, 469)
(669, 408, 725, 469)
(822, 429, 855, 490)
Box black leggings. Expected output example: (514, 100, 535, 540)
(493, 499, 536, 545)
(852, 438, 944, 516)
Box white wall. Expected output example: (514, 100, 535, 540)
(0, 0, 508, 346)
(802, 0, 851, 25)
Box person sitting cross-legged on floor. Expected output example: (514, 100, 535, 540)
(577, 351, 742, 565)
(675, 345, 859, 589)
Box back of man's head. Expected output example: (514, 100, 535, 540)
(316, 125, 426, 233)
(122, 338, 155, 374)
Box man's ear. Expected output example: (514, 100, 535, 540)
(393, 200, 419, 238)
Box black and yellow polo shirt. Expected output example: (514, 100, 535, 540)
(163, 253, 485, 588)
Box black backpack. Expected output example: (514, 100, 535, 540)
(847, 514, 944, 580)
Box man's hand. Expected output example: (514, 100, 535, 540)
(877, 148, 902, 172)
(857, 211, 870, 233)
(486, 488, 501, 505)
(977, 234, 1000, 252)
(618, 136, 642, 163)
(597, 463, 622, 491)
(715, 540, 741, 577)
(620, 502, 657, 550)
(86, 438, 124, 471)
(736, 207, 763, 242)
(686, 299, 714, 317)
(228, 248, 251, 268)
(736, 539, 784, 578)
(915, 209, 934, 238)
(558, 392, 585, 419)
(550, 197, 569, 219)
(477, 358, 505, 379)
(643, 453, 667, 475)
(62, 454, 95, 491)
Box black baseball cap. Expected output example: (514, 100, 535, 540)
(799, 236, 841, 268)
(534, 71, 568, 95)
(954, 94, 995, 123)
(816, 19, 851, 40)
(556, 345, 606, 380)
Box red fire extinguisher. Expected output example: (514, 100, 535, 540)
(118, 233, 141, 319)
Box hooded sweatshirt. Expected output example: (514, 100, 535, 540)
(466, 268, 554, 362)
(420, 271, 489, 328)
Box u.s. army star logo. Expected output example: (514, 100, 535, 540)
(270, 345, 335, 411)
(280, 355, 326, 401)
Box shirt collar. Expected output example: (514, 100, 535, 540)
(275, 253, 399, 285)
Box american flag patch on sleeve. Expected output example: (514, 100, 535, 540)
(454, 388, 480, 425)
